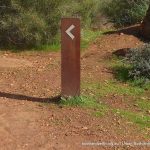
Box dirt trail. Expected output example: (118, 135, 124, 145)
(0, 26, 149, 150)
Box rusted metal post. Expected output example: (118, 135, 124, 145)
(61, 18, 80, 97)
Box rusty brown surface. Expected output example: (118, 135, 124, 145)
(61, 18, 80, 97)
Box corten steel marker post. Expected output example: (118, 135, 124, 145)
(61, 18, 80, 97)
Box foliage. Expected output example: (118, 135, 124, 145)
(103, 0, 150, 26)
(61, 0, 101, 27)
(136, 98, 150, 113)
(59, 96, 108, 116)
(0, 0, 61, 48)
(115, 109, 150, 128)
(1, 0, 149, 49)
(127, 44, 150, 80)
(82, 80, 144, 99)
(81, 29, 102, 49)
(110, 55, 150, 88)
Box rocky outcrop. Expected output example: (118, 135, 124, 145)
(141, 6, 150, 39)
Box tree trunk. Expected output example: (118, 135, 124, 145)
(141, 5, 150, 39)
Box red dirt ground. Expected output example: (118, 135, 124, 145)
(0, 25, 149, 150)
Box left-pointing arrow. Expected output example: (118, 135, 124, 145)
(65, 25, 75, 40)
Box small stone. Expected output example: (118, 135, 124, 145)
(65, 133, 68, 136)
(10, 83, 14, 86)
(117, 120, 121, 125)
(133, 104, 138, 107)
(120, 32, 124, 36)
(37, 69, 43, 72)
(147, 110, 150, 114)
(82, 127, 88, 130)
(141, 97, 147, 100)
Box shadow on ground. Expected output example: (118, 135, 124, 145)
(104, 24, 148, 42)
(0, 92, 61, 104)
(105, 25, 140, 35)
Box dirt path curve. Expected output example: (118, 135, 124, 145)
(0, 26, 149, 150)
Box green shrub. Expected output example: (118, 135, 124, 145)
(61, 0, 101, 28)
(103, 0, 150, 26)
(127, 44, 150, 80)
(0, 0, 61, 48)
(77, 0, 100, 27)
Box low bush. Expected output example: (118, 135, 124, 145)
(0, 0, 61, 48)
(127, 44, 150, 80)
(103, 0, 150, 26)
(61, 0, 101, 28)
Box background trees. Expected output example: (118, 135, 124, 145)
(102, 0, 150, 26)
(0, 0, 150, 49)
(0, 0, 61, 48)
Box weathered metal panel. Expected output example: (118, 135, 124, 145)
(61, 18, 80, 97)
